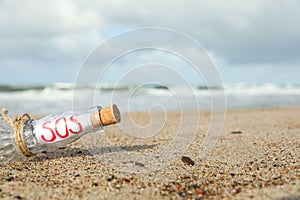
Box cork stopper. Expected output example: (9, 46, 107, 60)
(90, 104, 121, 128)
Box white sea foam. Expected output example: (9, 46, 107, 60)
(0, 83, 299, 114)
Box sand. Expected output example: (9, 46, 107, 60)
(0, 107, 299, 199)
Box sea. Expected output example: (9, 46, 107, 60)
(0, 83, 300, 115)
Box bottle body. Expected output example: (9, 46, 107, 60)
(24, 106, 104, 154)
(0, 105, 119, 162)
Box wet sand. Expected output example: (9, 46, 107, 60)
(0, 107, 299, 199)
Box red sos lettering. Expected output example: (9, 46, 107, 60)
(41, 115, 83, 142)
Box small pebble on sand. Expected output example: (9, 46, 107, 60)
(181, 156, 195, 166)
(135, 162, 145, 167)
(106, 174, 114, 182)
(231, 131, 242, 134)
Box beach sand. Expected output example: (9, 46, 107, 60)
(0, 107, 299, 199)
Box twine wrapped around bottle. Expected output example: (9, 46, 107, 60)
(1, 109, 35, 157)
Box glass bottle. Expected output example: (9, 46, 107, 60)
(0, 105, 120, 162)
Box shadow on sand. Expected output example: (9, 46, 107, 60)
(31, 144, 157, 161)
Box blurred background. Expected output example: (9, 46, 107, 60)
(1, 0, 300, 114)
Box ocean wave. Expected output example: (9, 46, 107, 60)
(0, 85, 45, 92)
(223, 83, 300, 95)
(2, 82, 299, 94)
(0, 82, 300, 114)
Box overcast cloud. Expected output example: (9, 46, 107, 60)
(0, 0, 300, 84)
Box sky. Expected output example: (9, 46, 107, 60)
(1, 0, 300, 85)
